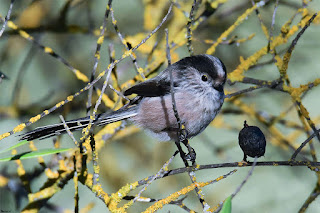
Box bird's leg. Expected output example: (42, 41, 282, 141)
(178, 129, 196, 165)
(175, 139, 189, 167)
(181, 139, 196, 165)
(174, 128, 193, 166)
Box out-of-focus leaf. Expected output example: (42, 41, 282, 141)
(0, 140, 30, 154)
(0, 148, 72, 162)
(221, 196, 232, 213)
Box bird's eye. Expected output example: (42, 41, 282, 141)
(201, 75, 208, 82)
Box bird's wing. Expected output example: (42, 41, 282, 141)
(123, 76, 174, 97)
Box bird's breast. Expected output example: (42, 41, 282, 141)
(132, 90, 224, 140)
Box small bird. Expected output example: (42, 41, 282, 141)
(20, 54, 227, 142)
(238, 121, 266, 162)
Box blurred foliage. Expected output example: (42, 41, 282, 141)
(0, 0, 320, 212)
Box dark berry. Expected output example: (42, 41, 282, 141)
(238, 121, 266, 162)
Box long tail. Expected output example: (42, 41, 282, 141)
(20, 106, 138, 141)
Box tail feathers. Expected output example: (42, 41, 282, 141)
(20, 119, 91, 141)
(20, 106, 138, 141)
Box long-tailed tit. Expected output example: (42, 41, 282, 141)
(20, 54, 227, 142)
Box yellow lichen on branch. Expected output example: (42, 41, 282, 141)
(143, 173, 235, 213)
(206, 1, 264, 55)
(108, 182, 139, 211)
(228, 9, 317, 83)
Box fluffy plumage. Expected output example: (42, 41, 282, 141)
(20, 54, 226, 142)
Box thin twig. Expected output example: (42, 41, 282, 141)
(165, 29, 172, 66)
(232, 157, 257, 198)
(59, 115, 78, 146)
(215, 1, 251, 20)
(84, 4, 174, 139)
(165, 29, 184, 134)
(267, 0, 280, 52)
(11, 37, 39, 106)
(165, 28, 188, 166)
(214, 157, 257, 213)
(0, 0, 15, 37)
(165, 29, 185, 163)
(108, 84, 130, 102)
(90, 134, 100, 186)
(132, 151, 179, 204)
(298, 184, 320, 213)
(57, 0, 72, 28)
(186, 0, 199, 56)
(282, 13, 320, 148)
(110, 8, 145, 79)
(131, 3, 173, 54)
(87, 0, 113, 115)
(84, 63, 114, 138)
(166, 28, 208, 210)
(73, 156, 79, 213)
(225, 85, 267, 98)
(2, 2, 174, 140)
(144, 41, 159, 69)
(250, 0, 267, 34)
(290, 129, 320, 161)
(137, 160, 320, 186)
(286, 13, 317, 56)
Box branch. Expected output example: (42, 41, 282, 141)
(137, 160, 320, 186)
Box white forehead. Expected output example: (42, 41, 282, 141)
(204, 54, 226, 78)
